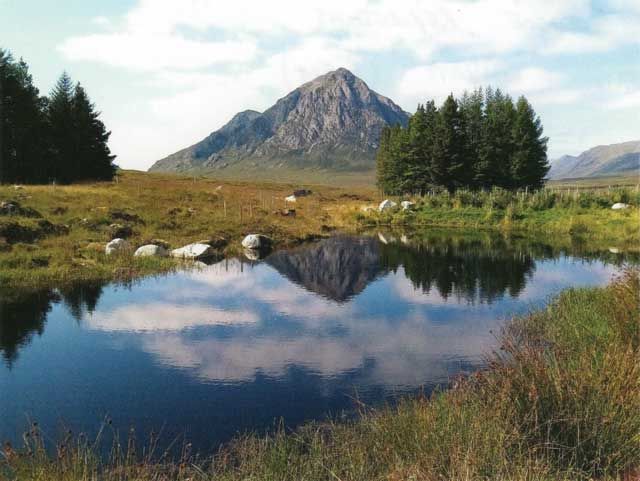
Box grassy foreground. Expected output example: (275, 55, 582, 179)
(0, 171, 371, 292)
(0, 171, 638, 292)
(2, 270, 638, 480)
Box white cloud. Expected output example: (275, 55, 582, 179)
(508, 67, 564, 93)
(603, 83, 640, 110)
(397, 60, 504, 104)
(88, 304, 258, 332)
(59, 33, 257, 71)
(52, 0, 640, 169)
(545, 13, 640, 54)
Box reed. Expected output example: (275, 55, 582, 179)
(3, 270, 638, 481)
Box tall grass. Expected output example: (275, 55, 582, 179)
(397, 185, 639, 211)
(3, 270, 638, 480)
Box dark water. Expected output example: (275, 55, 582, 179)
(0, 231, 634, 452)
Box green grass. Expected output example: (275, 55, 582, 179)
(1, 172, 638, 294)
(2, 270, 638, 481)
(0, 171, 373, 293)
(352, 186, 640, 250)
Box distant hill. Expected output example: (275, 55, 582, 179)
(548, 140, 640, 179)
(149, 68, 410, 176)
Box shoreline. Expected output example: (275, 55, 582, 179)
(1, 171, 638, 293)
(3, 270, 638, 480)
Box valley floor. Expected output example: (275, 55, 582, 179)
(0, 170, 639, 294)
(2, 270, 639, 480)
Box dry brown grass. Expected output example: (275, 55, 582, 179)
(0, 170, 373, 291)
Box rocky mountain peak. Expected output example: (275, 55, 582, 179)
(149, 68, 410, 175)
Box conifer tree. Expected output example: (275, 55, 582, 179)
(431, 95, 464, 192)
(459, 88, 484, 188)
(47, 73, 116, 183)
(0, 49, 49, 183)
(477, 89, 516, 189)
(71, 83, 116, 181)
(47, 72, 76, 183)
(511, 96, 548, 189)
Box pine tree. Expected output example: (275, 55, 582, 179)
(375, 86, 547, 194)
(47, 73, 116, 183)
(477, 89, 515, 189)
(47, 72, 76, 183)
(0, 49, 49, 184)
(511, 96, 548, 190)
(459, 88, 484, 188)
(71, 83, 116, 181)
(431, 95, 465, 192)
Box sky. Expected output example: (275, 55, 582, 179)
(1, 0, 639, 170)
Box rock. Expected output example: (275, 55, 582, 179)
(378, 199, 397, 212)
(0, 200, 41, 218)
(401, 200, 415, 211)
(241, 234, 272, 250)
(243, 248, 266, 261)
(147, 68, 410, 175)
(105, 238, 130, 255)
(285, 195, 297, 203)
(611, 203, 630, 210)
(108, 223, 133, 239)
(110, 210, 144, 224)
(195, 236, 228, 249)
(293, 189, 312, 197)
(146, 238, 171, 249)
(170, 242, 215, 259)
(609, 247, 621, 254)
(134, 244, 169, 258)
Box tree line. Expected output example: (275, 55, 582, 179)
(0, 48, 116, 184)
(376, 88, 549, 194)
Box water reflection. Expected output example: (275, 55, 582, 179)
(0, 290, 58, 366)
(0, 231, 633, 450)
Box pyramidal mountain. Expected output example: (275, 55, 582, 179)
(149, 68, 410, 176)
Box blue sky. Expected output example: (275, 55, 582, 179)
(1, 0, 639, 170)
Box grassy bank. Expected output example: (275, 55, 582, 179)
(2, 270, 638, 480)
(1, 171, 638, 292)
(354, 186, 640, 249)
(0, 171, 371, 292)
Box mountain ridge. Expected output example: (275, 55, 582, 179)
(549, 140, 640, 179)
(149, 68, 410, 175)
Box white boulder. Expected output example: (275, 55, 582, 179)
(242, 234, 272, 250)
(285, 195, 297, 203)
(401, 201, 415, 211)
(134, 244, 168, 258)
(171, 243, 214, 259)
(611, 203, 630, 210)
(378, 199, 397, 212)
(105, 238, 130, 255)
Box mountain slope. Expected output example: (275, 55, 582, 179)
(548, 140, 640, 179)
(149, 68, 409, 175)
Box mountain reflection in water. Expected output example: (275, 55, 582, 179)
(0, 231, 633, 451)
